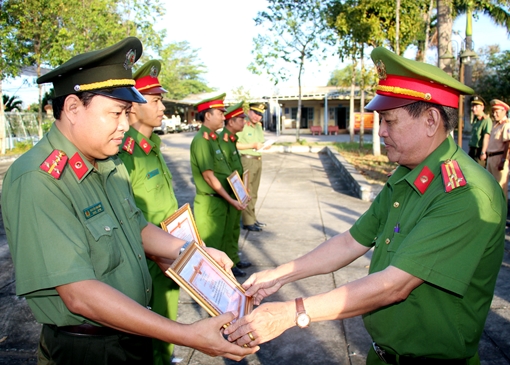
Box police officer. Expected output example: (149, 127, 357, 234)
(468, 96, 491, 167)
(190, 94, 247, 277)
(224, 47, 505, 365)
(118, 59, 180, 365)
(219, 101, 252, 277)
(236, 103, 266, 232)
(486, 99, 510, 202)
(1, 38, 257, 364)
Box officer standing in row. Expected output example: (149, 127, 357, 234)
(486, 99, 510, 202)
(1, 38, 257, 364)
(236, 103, 266, 232)
(219, 101, 253, 277)
(225, 47, 505, 365)
(190, 94, 247, 277)
(118, 59, 180, 365)
(468, 96, 491, 167)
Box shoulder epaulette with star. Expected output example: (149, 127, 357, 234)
(223, 133, 229, 142)
(413, 166, 434, 194)
(40, 150, 68, 179)
(122, 137, 135, 155)
(441, 159, 467, 193)
(203, 131, 209, 140)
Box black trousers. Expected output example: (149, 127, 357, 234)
(38, 324, 153, 365)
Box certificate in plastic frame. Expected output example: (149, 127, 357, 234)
(227, 170, 250, 204)
(166, 241, 253, 318)
(160, 203, 203, 245)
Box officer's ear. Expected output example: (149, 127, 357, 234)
(424, 107, 442, 137)
(63, 95, 81, 124)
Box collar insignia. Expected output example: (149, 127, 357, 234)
(69, 153, 88, 180)
(413, 165, 434, 194)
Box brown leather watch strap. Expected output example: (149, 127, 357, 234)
(295, 297, 305, 314)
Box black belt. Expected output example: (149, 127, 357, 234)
(199, 192, 222, 198)
(241, 155, 261, 160)
(487, 150, 504, 157)
(47, 323, 122, 337)
(372, 343, 466, 365)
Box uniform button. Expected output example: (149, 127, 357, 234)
(119, 220, 123, 225)
(104, 226, 111, 232)
(146, 288, 150, 293)
(138, 254, 142, 260)
(385, 238, 390, 244)
(393, 202, 400, 208)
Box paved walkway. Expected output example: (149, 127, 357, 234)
(0, 131, 509, 365)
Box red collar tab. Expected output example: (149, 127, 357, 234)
(197, 99, 225, 113)
(69, 153, 88, 180)
(441, 159, 467, 192)
(40, 150, 68, 179)
(413, 165, 435, 194)
(210, 132, 217, 140)
(378, 75, 460, 108)
(122, 137, 135, 155)
(230, 134, 236, 142)
(139, 138, 152, 154)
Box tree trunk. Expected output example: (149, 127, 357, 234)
(437, 0, 453, 74)
(372, 111, 380, 156)
(0, 79, 6, 154)
(349, 57, 356, 143)
(396, 0, 400, 55)
(296, 57, 304, 142)
(359, 46, 365, 148)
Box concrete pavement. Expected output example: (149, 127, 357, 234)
(0, 130, 509, 364)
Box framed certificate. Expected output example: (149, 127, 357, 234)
(227, 171, 250, 204)
(160, 203, 203, 245)
(167, 241, 253, 319)
(242, 169, 249, 188)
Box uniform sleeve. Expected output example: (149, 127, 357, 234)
(350, 191, 384, 247)
(391, 186, 504, 296)
(483, 118, 492, 135)
(191, 137, 215, 173)
(3, 172, 97, 296)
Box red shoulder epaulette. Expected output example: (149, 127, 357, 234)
(203, 131, 209, 140)
(413, 165, 434, 194)
(122, 137, 135, 155)
(69, 152, 88, 180)
(441, 159, 467, 192)
(40, 150, 68, 179)
(139, 138, 152, 154)
(223, 133, 229, 142)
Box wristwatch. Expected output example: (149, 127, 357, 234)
(179, 240, 192, 255)
(295, 297, 311, 328)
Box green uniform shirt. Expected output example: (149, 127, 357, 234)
(350, 136, 505, 358)
(190, 125, 233, 194)
(2, 123, 151, 326)
(469, 114, 492, 148)
(236, 121, 264, 157)
(219, 129, 243, 176)
(119, 127, 178, 225)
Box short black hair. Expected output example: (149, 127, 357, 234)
(401, 101, 458, 133)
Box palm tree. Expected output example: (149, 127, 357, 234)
(2, 94, 23, 112)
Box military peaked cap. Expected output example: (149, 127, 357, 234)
(366, 47, 474, 111)
(134, 60, 167, 95)
(195, 93, 226, 112)
(37, 37, 146, 103)
(249, 103, 266, 114)
(225, 101, 246, 120)
(490, 99, 509, 111)
(471, 95, 486, 106)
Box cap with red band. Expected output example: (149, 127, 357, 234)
(195, 93, 227, 112)
(490, 99, 509, 111)
(133, 60, 167, 95)
(225, 101, 246, 120)
(366, 47, 474, 112)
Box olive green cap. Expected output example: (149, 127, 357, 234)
(37, 37, 146, 103)
(471, 95, 486, 106)
(225, 101, 246, 120)
(133, 60, 167, 94)
(195, 93, 226, 112)
(249, 103, 266, 115)
(366, 47, 474, 111)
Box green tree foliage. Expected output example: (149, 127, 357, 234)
(147, 41, 212, 100)
(2, 94, 22, 112)
(473, 46, 510, 104)
(250, 0, 333, 141)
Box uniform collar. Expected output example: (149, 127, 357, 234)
(46, 123, 97, 182)
(222, 128, 237, 142)
(124, 127, 158, 155)
(389, 136, 459, 195)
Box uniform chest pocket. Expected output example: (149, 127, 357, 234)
(214, 150, 230, 173)
(143, 171, 164, 193)
(386, 232, 406, 253)
(84, 213, 121, 275)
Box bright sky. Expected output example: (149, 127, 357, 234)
(3, 1, 510, 107)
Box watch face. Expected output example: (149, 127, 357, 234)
(297, 313, 310, 328)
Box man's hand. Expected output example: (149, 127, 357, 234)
(223, 302, 295, 348)
(187, 312, 259, 360)
(231, 200, 247, 211)
(241, 269, 284, 305)
(204, 247, 234, 273)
